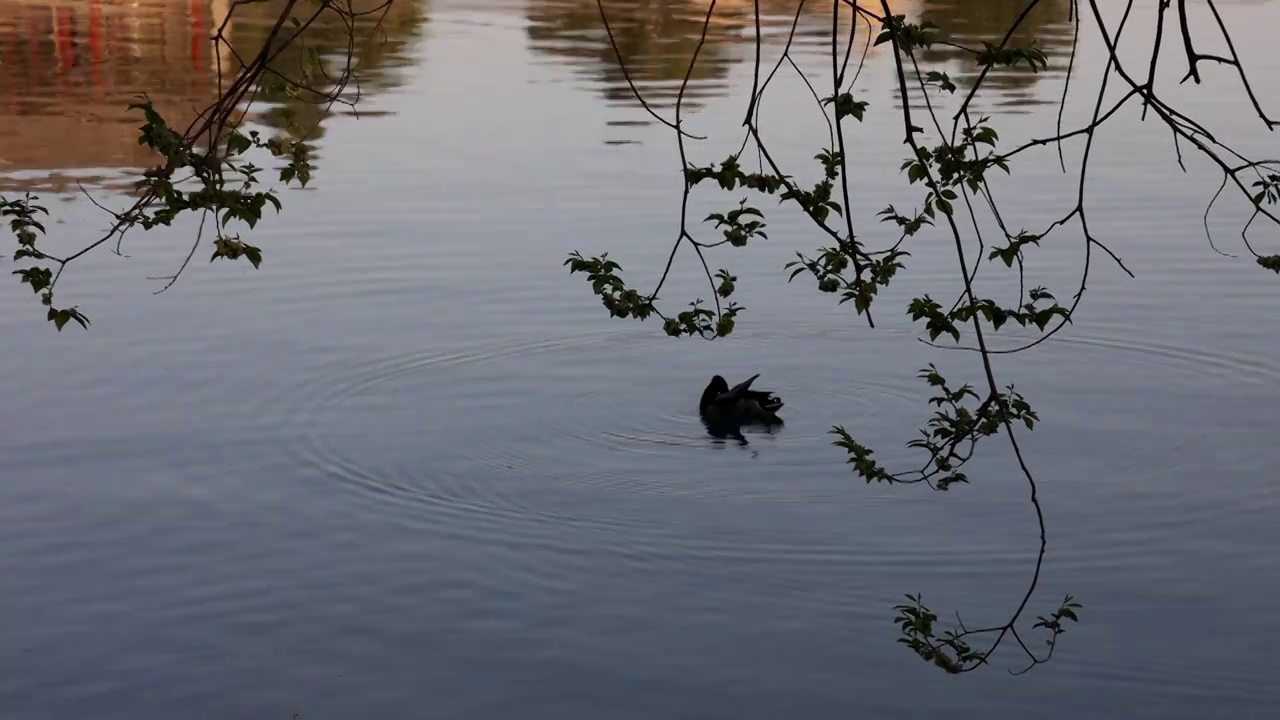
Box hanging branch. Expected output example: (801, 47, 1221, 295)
(4, 0, 397, 330)
(566, 0, 1277, 674)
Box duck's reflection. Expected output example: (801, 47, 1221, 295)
(701, 415, 784, 448)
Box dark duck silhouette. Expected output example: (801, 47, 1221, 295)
(698, 374, 785, 427)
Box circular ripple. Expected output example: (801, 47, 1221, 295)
(271, 329, 663, 535)
(980, 324, 1280, 573)
(1045, 328, 1280, 385)
(1039, 326, 1280, 509)
(260, 311, 1280, 593)
(259, 322, 932, 567)
(239, 316, 1280, 648)
(539, 322, 924, 452)
(520, 325, 926, 504)
(555, 379, 894, 455)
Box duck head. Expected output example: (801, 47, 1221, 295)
(700, 375, 730, 413)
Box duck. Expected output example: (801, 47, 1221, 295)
(698, 373, 785, 426)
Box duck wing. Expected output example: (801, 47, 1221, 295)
(717, 375, 784, 411)
(720, 373, 761, 400)
(738, 397, 785, 424)
(742, 389, 782, 411)
(753, 393, 784, 411)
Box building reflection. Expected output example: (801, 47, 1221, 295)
(0, 0, 1075, 186)
(0, 0, 429, 189)
(525, 0, 1070, 114)
(527, 0, 745, 109)
(915, 0, 1073, 108)
(226, 0, 430, 142)
(525, 0, 907, 109)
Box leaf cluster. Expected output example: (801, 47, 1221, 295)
(822, 93, 869, 123)
(893, 592, 1080, 674)
(563, 252, 656, 321)
(900, 119, 1009, 217)
(785, 247, 906, 317)
(3, 195, 90, 331)
(874, 16, 940, 52)
(831, 365, 1038, 492)
(705, 200, 768, 248)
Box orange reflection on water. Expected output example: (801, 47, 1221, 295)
(0, 0, 232, 182)
(0, 0, 427, 188)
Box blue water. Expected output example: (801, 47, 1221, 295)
(2, 0, 1279, 717)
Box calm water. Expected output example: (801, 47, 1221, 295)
(2, 0, 1279, 717)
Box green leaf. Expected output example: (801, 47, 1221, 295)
(990, 306, 1008, 331)
(226, 131, 252, 156)
(243, 245, 263, 269)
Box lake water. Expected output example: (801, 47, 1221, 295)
(2, 0, 1279, 718)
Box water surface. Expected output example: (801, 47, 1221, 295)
(2, 1, 1279, 718)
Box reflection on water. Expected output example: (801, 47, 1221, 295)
(524, 0, 911, 109)
(0, 0, 230, 183)
(0, 0, 429, 189)
(228, 0, 430, 142)
(525, 0, 753, 109)
(0, 0, 1070, 186)
(916, 0, 1074, 105)
(525, 0, 1070, 114)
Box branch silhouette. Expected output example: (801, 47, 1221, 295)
(566, 0, 1278, 673)
(4, 0, 397, 329)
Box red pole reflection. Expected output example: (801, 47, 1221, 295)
(89, 0, 105, 97)
(191, 0, 204, 70)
